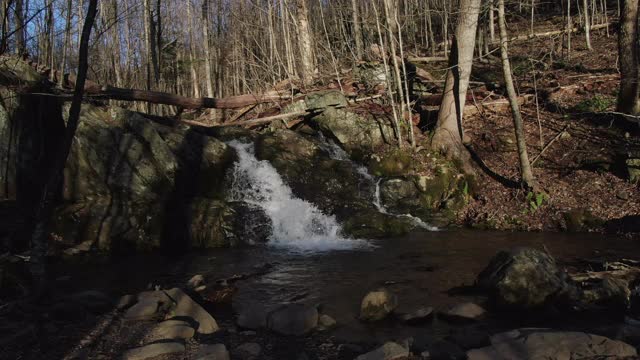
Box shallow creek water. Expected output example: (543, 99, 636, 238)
(55, 230, 640, 344)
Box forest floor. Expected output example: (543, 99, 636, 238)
(414, 24, 640, 234)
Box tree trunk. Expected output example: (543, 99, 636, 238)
(14, 0, 25, 54)
(617, 0, 640, 114)
(583, 0, 593, 50)
(351, 0, 364, 60)
(30, 0, 98, 298)
(498, 0, 536, 189)
(296, 0, 314, 86)
(431, 0, 482, 172)
(202, 0, 215, 98)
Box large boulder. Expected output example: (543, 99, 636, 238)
(467, 329, 637, 360)
(266, 303, 319, 336)
(476, 248, 575, 309)
(50, 105, 239, 252)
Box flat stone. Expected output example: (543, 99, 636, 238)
(123, 298, 160, 320)
(441, 303, 486, 322)
(148, 320, 195, 341)
(267, 303, 318, 336)
(164, 288, 219, 334)
(195, 344, 230, 360)
(400, 307, 434, 325)
(234, 342, 262, 359)
(122, 342, 185, 360)
(467, 329, 637, 360)
(360, 288, 397, 321)
(237, 303, 268, 329)
(355, 342, 409, 360)
(318, 314, 337, 329)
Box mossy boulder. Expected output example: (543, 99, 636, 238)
(308, 92, 395, 159)
(368, 150, 413, 177)
(562, 208, 604, 232)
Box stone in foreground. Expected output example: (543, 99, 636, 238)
(266, 303, 318, 336)
(165, 288, 219, 334)
(355, 342, 410, 360)
(467, 329, 637, 360)
(234, 342, 262, 359)
(399, 307, 434, 325)
(237, 303, 269, 329)
(360, 288, 397, 321)
(122, 342, 185, 360)
(476, 247, 572, 309)
(441, 303, 486, 322)
(147, 319, 195, 341)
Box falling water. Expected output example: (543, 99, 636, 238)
(318, 135, 438, 231)
(227, 141, 370, 252)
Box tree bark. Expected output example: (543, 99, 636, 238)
(617, 0, 640, 115)
(202, 0, 215, 98)
(351, 0, 364, 60)
(431, 0, 482, 172)
(296, 0, 314, 86)
(30, 0, 98, 298)
(498, 0, 536, 189)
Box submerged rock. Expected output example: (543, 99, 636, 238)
(360, 288, 398, 321)
(237, 303, 269, 330)
(466, 329, 637, 360)
(233, 342, 262, 360)
(476, 247, 573, 309)
(266, 303, 319, 336)
(441, 303, 486, 322)
(399, 307, 434, 325)
(355, 342, 410, 360)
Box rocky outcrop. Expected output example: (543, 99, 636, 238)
(307, 91, 395, 160)
(467, 329, 637, 360)
(255, 129, 415, 237)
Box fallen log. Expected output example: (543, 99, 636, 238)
(493, 23, 613, 44)
(215, 111, 309, 128)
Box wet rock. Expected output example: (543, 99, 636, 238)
(360, 288, 398, 321)
(122, 342, 185, 360)
(476, 247, 574, 309)
(318, 314, 337, 329)
(226, 202, 272, 245)
(467, 329, 637, 360)
(441, 303, 486, 322)
(187, 274, 205, 290)
(117, 294, 137, 311)
(147, 320, 195, 341)
(237, 303, 269, 329)
(164, 288, 219, 334)
(234, 342, 262, 359)
(355, 342, 410, 360)
(580, 275, 633, 310)
(562, 208, 603, 232)
(626, 157, 640, 182)
(266, 303, 319, 336)
(195, 344, 230, 360)
(447, 326, 491, 350)
(399, 307, 434, 325)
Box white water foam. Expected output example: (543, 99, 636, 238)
(227, 141, 370, 252)
(318, 135, 438, 231)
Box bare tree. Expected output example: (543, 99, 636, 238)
(296, 0, 315, 86)
(498, 0, 536, 189)
(617, 0, 640, 114)
(30, 0, 98, 297)
(431, 0, 482, 172)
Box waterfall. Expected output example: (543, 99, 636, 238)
(227, 141, 370, 252)
(318, 135, 438, 231)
